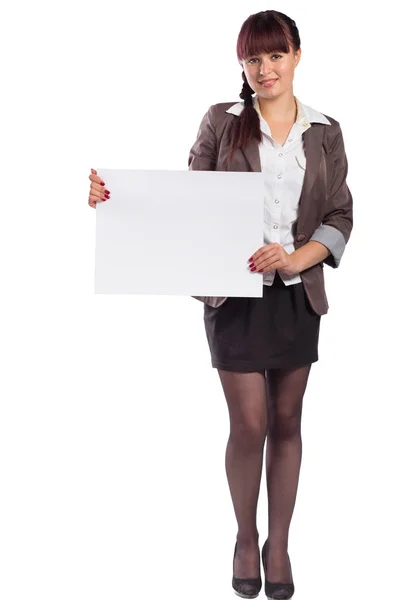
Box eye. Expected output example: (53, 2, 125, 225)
(247, 54, 282, 64)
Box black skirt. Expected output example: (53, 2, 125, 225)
(203, 271, 321, 372)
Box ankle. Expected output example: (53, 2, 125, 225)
(236, 532, 259, 546)
(266, 537, 288, 552)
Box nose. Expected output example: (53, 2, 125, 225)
(259, 58, 274, 76)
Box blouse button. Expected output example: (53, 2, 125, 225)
(278, 152, 283, 157)
(277, 173, 282, 179)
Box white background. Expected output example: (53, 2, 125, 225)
(1, 1, 399, 599)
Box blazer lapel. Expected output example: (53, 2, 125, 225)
(240, 141, 262, 173)
(300, 125, 325, 206)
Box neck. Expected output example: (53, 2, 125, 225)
(256, 90, 297, 123)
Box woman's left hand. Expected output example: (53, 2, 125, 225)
(248, 243, 299, 277)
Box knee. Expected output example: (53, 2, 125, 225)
(229, 421, 267, 452)
(268, 407, 301, 440)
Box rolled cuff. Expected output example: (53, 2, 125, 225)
(310, 224, 346, 268)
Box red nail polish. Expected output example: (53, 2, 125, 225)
(248, 256, 253, 261)
(100, 181, 105, 186)
(250, 267, 256, 272)
(249, 262, 254, 268)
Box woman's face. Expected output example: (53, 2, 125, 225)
(241, 46, 301, 99)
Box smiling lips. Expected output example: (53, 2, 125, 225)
(259, 79, 278, 88)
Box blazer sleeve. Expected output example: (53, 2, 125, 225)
(188, 105, 217, 171)
(310, 124, 353, 268)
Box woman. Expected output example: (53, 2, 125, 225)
(87, 10, 353, 600)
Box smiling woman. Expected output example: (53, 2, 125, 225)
(187, 8, 353, 600)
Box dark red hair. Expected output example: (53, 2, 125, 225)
(227, 10, 301, 164)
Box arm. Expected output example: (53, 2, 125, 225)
(291, 240, 331, 274)
(188, 105, 217, 171)
(309, 125, 353, 268)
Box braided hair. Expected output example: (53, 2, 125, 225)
(226, 71, 262, 165)
(240, 71, 255, 107)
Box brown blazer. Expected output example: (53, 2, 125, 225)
(188, 101, 353, 316)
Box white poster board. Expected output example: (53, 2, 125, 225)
(95, 169, 265, 298)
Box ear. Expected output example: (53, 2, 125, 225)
(294, 48, 302, 66)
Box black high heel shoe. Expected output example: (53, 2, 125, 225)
(232, 541, 262, 599)
(261, 539, 295, 600)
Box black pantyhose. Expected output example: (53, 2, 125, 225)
(217, 364, 312, 585)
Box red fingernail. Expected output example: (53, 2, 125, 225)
(100, 181, 105, 186)
(250, 267, 256, 272)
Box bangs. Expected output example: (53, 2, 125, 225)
(237, 16, 291, 61)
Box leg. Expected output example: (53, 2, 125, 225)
(217, 368, 268, 579)
(264, 363, 312, 582)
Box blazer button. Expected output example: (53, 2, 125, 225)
(296, 233, 306, 242)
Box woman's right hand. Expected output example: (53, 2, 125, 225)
(88, 168, 111, 208)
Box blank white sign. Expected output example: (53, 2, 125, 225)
(95, 169, 265, 298)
